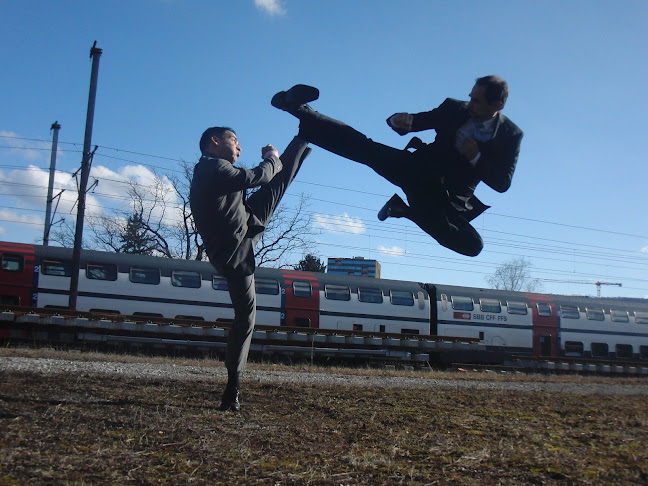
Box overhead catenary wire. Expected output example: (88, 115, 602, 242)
(2, 136, 647, 293)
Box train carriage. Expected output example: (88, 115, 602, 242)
(310, 272, 430, 334)
(1, 241, 647, 366)
(430, 284, 535, 355)
(550, 295, 648, 361)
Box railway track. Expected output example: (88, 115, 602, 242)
(3, 306, 648, 375)
(0, 306, 483, 367)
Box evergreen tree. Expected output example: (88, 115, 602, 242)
(293, 254, 326, 272)
(119, 212, 157, 255)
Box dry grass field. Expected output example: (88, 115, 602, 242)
(1, 348, 647, 485)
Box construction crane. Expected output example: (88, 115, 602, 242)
(534, 279, 622, 297)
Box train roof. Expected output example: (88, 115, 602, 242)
(12, 242, 648, 311)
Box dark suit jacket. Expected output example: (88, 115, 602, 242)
(189, 154, 282, 275)
(392, 98, 523, 221)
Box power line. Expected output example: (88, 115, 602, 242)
(3, 139, 648, 239)
(2, 137, 647, 291)
(0, 173, 646, 272)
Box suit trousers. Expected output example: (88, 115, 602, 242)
(297, 108, 483, 256)
(222, 137, 309, 374)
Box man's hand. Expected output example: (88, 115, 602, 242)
(262, 144, 279, 159)
(389, 113, 413, 131)
(458, 137, 480, 162)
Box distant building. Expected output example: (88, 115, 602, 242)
(327, 256, 381, 278)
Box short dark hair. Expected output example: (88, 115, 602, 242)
(199, 126, 236, 155)
(475, 75, 509, 105)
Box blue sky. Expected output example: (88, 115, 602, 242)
(1, 0, 647, 298)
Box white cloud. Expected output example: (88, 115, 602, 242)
(642, 246, 648, 254)
(0, 164, 79, 215)
(377, 245, 405, 257)
(0, 130, 55, 163)
(0, 162, 180, 226)
(313, 213, 366, 234)
(254, 0, 286, 15)
(0, 208, 42, 226)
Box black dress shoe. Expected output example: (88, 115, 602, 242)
(378, 194, 407, 221)
(271, 84, 319, 114)
(219, 386, 241, 412)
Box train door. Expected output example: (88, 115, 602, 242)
(279, 270, 320, 328)
(422, 283, 437, 335)
(539, 335, 552, 356)
(527, 294, 559, 357)
(0, 242, 36, 306)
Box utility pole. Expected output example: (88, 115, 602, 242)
(69, 42, 102, 310)
(43, 121, 61, 246)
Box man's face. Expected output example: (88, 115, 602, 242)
(467, 84, 503, 122)
(211, 130, 241, 164)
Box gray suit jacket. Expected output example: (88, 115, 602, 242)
(190, 154, 282, 275)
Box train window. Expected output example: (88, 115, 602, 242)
(171, 270, 201, 288)
(635, 312, 648, 325)
(1, 254, 24, 272)
(451, 296, 474, 311)
(507, 301, 528, 315)
(1, 295, 20, 305)
(129, 267, 160, 285)
(479, 298, 501, 313)
(42, 260, 72, 277)
(353, 324, 363, 331)
(610, 309, 629, 323)
(89, 309, 120, 315)
(294, 317, 311, 327)
(391, 290, 414, 306)
(564, 341, 584, 356)
(640, 346, 648, 360)
(616, 344, 633, 359)
(292, 281, 312, 298)
(585, 308, 605, 321)
(87, 263, 117, 281)
(256, 279, 279, 295)
(401, 328, 420, 334)
(212, 276, 229, 291)
(358, 287, 383, 304)
(591, 342, 609, 357)
(417, 291, 426, 310)
(133, 312, 164, 318)
(176, 315, 205, 321)
(560, 305, 580, 319)
(325, 284, 351, 301)
(536, 303, 552, 317)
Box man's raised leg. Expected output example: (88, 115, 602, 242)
(246, 136, 310, 229)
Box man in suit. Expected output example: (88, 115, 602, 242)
(190, 126, 312, 411)
(271, 76, 523, 256)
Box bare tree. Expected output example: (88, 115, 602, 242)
(50, 218, 78, 248)
(168, 159, 205, 261)
(485, 257, 542, 292)
(254, 193, 316, 268)
(51, 161, 317, 267)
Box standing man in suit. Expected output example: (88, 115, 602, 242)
(190, 125, 312, 411)
(271, 76, 523, 256)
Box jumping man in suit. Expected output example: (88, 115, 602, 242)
(271, 76, 523, 257)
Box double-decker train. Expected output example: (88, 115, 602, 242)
(1, 240, 647, 364)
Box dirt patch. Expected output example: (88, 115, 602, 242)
(1, 353, 647, 485)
